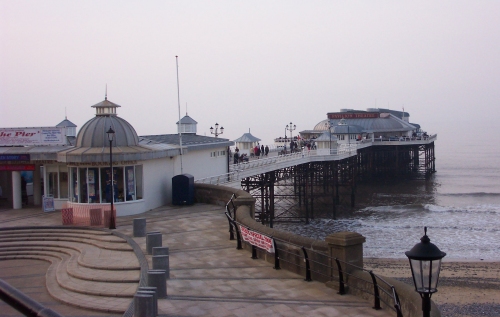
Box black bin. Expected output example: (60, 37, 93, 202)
(172, 174, 194, 205)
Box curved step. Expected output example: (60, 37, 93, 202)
(66, 256, 140, 283)
(55, 251, 137, 298)
(0, 228, 141, 314)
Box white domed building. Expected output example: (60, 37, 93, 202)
(0, 96, 233, 216)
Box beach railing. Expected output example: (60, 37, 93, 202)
(224, 195, 404, 317)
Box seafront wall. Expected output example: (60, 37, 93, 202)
(194, 183, 440, 317)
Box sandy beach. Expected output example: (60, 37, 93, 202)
(364, 259, 500, 317)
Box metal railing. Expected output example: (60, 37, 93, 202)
(0, 278, 64, 317)
(224, 196, 403, 317)
(198, 135, 436, 186)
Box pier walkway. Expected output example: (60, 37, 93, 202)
(197, 135, 437, 187)
(0, 204, 389, 317)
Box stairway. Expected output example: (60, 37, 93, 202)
(0, 227, 141, 314)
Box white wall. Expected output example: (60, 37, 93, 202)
(141, 157, 172, 210)
(173, 147, 228, 180)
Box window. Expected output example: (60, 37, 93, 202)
(68, 165, 143, 203)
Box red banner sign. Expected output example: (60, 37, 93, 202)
(0, 164, 35, 171)
(327, 112, 380, 119)
(239, 226, 275, 253)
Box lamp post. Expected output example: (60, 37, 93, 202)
(210, 123, 224, 137)
(286, 122, 296, 152)
(325, 121, 333, 154)
(405, 227, 446, 317)
(106, 126, 116, 230)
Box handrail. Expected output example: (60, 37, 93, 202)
(224, 195, 403, 316)
(0, 278, 64, 317)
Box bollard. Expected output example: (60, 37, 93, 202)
(152, 255, 170, 279)
(147, 270, 167, 298)
(133, 218, 147, 237)
(146, 232, 162, 254)
(134, 293, 154, 317)
(137, 290, 157, 317)
(138, 287, 158, 317)
(152, 246, 169, 256)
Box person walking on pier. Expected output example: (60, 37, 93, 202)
(261, 145, 264, 158)
(233, 148, 240, 164)
(265, 145, 269, 156)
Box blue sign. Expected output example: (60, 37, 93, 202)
(0, 154, 30, 161)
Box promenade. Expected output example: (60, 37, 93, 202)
(0, 203, 388, 317)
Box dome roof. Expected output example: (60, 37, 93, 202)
(76, 98, 139, 147)
(313, 120, 330, 131)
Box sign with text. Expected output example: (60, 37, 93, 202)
(239, 226, 275, 253)
(42, 195, 55, 212)
(0, 164, 35, 171)
(0, 154, 30, 161)
(0, 127, 66, 146)
(327, 112, 380, 119)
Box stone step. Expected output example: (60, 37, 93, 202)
(55, 251, 138, 298)
(0, 239, 138, 268)
(0, 228, 141, 314)
(0, 236, 132, 251)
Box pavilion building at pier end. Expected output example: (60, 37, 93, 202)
(0, 97, 232, 216)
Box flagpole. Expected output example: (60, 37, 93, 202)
(176, 55, 184, 174)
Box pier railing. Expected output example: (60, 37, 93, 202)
(224, 196, 403, 317)
(197, 147, 357, 185)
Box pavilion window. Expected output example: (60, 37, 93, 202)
(69, 165, 143, 203)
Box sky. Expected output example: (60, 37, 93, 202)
(1, 1, 499, 147)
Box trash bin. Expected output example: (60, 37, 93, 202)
(172, 174, 194, 205)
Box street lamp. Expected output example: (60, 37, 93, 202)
(405, 227, 446, 317)
(325, 121, 333, 154)
(286, 122, 296, 140)
(106, 126, 116, 230)
(286, 122, 296, 152)
(210, 123, 224, 137)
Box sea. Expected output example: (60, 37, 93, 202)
(275, 132, 500, 261)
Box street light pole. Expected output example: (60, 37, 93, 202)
(405, 227, 446, 317)
(286, 122, 296, 152)
(325, 121, 332, 154)
(106, 127, 116, 229)
(210, 123, 224, 137)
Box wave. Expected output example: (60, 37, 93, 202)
(440, 192, 500, 197)
(424, 203, 500, 214)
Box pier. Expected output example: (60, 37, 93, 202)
(196, 134, 437, 225)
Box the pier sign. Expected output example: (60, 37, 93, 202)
(239, 225, 275, 253)
(0, 127, 66, 146)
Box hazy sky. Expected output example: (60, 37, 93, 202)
(1, 1, 499, 146)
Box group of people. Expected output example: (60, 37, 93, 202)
(233, 144, 270, 164)
(251, 144, 269, 159)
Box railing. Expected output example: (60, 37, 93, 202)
(199, 135, 436, 185)
(0, 278, 64, 317)
(224, 196, 403, 317)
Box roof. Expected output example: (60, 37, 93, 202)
(314, 113, 417, 133)
(56, 118, 77, 128)
(77, 115, 139, 148)
(0, 145, 72, 161)
(315, 131, 337, 142)
(91, 98, 121, 110)
(176, 115, 198, 125)
(233, 133, 261, 143)
(140, 134, 234, 151)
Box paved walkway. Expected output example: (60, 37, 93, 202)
(0, 203, 389, 317)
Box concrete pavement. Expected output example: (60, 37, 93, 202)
(0, 203, 389, 317)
